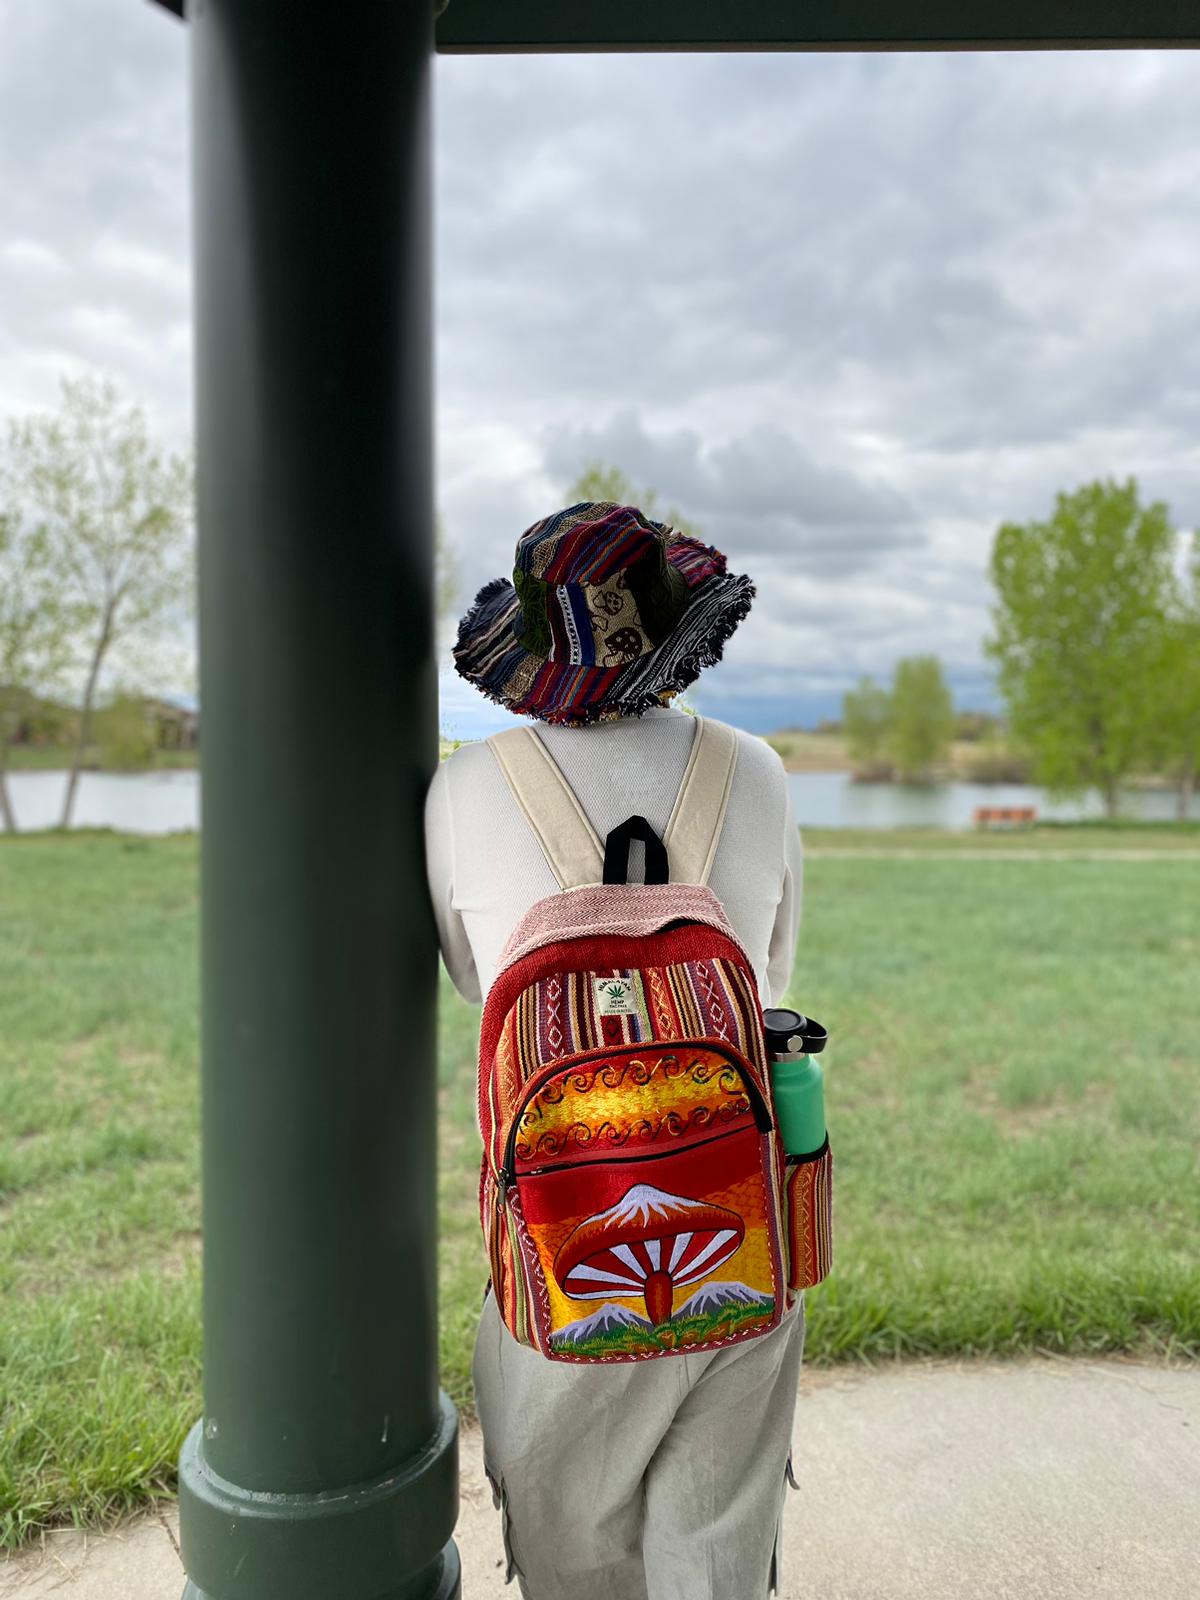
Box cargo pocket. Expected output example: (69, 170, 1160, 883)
(782, 1135, 834, 1293)
(768, 1450, 801, 1594)
(483, 1462, 524, 1586)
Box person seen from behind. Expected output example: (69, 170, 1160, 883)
(424, 501, 807, 1599)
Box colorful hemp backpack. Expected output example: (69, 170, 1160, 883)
(477, 717, 834, 1364)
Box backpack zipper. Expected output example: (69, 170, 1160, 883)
(497, 1038, 773, 1192)
(517, 1121, 756, 1181)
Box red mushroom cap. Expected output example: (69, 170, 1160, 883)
(554, 1184, 745, 1300)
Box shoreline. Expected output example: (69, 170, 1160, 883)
(1, 743, 1189, 796)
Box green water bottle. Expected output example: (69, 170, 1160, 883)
(763, 1007, 827, 1157)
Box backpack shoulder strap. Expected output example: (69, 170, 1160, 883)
(487, 714, 738, 890)
(486, 726, 605, 890)
(663, 716, 738, 887)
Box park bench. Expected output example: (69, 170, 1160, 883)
(973, 805, 1037, 829)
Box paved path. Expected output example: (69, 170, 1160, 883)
(805, 847, 1200, 861)
(3, 1355, 1196, 1599)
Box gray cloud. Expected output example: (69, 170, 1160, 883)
(3, 13, 1199, 730)
(539, 406, 924, 577)
(431, 45, 1200, 730)
(0, 0, 189, 434)
(435, 48, 1200, 466)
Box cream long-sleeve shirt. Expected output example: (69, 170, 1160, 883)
(423, 704, 804, 1009)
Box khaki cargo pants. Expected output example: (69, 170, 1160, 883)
(472, 1288, 806, 1600)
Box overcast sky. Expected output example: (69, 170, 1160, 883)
(2, 3, 1198, 736)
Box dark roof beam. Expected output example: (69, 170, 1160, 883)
(146, 0, 1200, 50)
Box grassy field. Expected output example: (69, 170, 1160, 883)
(4, 739, 462, 772)
(802, 822, 1200, 852)
(0, 731, 991, 776)
(1, 828, 1197, 1549)
(2, 744, 199, 772)
(762, 731, 1188, 791)
(6, 728, 1187, 793)
(674, 729, 998, 776)
(761, 728, 1032, 779)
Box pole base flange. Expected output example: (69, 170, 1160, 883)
(178, 1393, 460, 1600)
(181, 1538, 461, 1600)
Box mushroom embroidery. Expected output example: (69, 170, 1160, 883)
(553, 1183, 745, 1326)
(603, 626, 646, 665)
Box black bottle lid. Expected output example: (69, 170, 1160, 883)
(763, 1007, 828, 1056)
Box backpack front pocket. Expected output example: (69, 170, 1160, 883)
(493, 1040, 787, 1361)
(782, 1134, 834, 1295)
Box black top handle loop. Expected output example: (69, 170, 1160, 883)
(603, 814, 670, 886)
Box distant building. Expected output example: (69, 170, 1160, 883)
(138, 694, 200, 750)
(0, 684, 74, 745)
(0, 685, 200, 751)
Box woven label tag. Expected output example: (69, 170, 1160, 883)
(593, 976, 636, 1015)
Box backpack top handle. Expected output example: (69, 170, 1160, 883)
(603, 815, 670, 886)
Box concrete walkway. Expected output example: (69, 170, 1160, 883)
(804, 847, 1200, 862)
(3, 1355, 1197, 1599)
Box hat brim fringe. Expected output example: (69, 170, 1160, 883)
(456, 576, 513, 637)
(454, 574, 756, 727)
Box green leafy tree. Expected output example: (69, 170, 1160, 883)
(564, 462, 701, 714)
(986, 478, 1176, 819)
(435, 515, 460, 622)
(93, 685, 159, 772)
(0, 507, 82, 832)
(565, 461, 702, 543)
(887, 656, 955, 781)
(1143, 547, 1200, 820)
(3, 374, 195, 827)
(842, 676, 892, 776)
(955, 710, 1002, 742)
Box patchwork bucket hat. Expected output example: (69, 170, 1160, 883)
(452, 501, 755, 726)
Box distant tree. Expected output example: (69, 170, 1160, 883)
(2, 375, 194, 828)
(7, 687, 74, 747)
(435, 515, 460, 621)
(986, 478, 1176, 819)
(564, 461, 702, 542)
(842, 677, 892, 775)
(0, 506, 81, 832)
(564, 462, 702, 713)
(888, 657, 955, 781)
(954, 709, 1002, 742)
(94, 685, 158, 772)
(1143, 546, 1200, 821)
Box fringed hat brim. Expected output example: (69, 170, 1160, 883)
(452, 561, 755, 727)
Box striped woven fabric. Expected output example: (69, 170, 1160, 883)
(453, 501, 755, 726)
(494, 881, 749, 978)
(783, 1138, 834, 1292)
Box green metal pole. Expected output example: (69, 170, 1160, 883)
(176, 2, 458, 1596)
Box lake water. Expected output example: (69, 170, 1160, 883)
(784, 772, 1196, 830)
(5, 769, 202, 835)
(3, 767, 1194, 836)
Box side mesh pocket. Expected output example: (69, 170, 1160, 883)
(782, 1134, 833, 1292)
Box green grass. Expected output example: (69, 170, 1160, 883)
(802, 823, 1200, 852)
(2, 739, 463, 772)
(762, 728, 1026, 779)
(549, 1301, 776, 1358)
(1, 829, 1198, 1548)
(3, 744, 199, 772)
